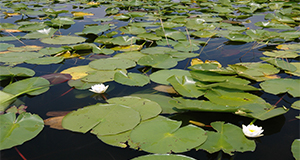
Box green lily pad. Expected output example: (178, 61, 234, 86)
(97, 130, 134, 148)
(0, 66, 35, 77)
(131, 154, 196, 160)
(260, 57, 297, 72)
(89, 57, 136, 70)
(18, 22, 47, 31)
(225, 33, 254, 42)
(237, 103, 288, 121)
(167, 75, 205, 98)
(0, 52, 42, 64)
(0, 112, 44, 150)
(262, 50, 299, 58)
(204, 89, 266, 107)
(114, 71, 150, 87)
(141, 47, 176, 55)
(155, 28, 186, 40)
(113, 51, 146, 62)
(197, 121, 255, 155)
(111, 36, 137, 46)
(38, 47, 67, 55)
(292, 139, 300, 160)
(0, 43, 15, 51)
(25, 57, 64, 65)
(192, 30, 217, 38)
(150, 69, 191, 85)
(82, 24, 110, 35)
(259, 78, 300, 97)
(138, 54, 178, 69)
(51, 16, 75, 26)
(131, 94, 181, 114)
(254, 21, 292, 29)
(82, 70, 126, 83)
(0, 91, 16, 113)
(3, 77, 50, 96)
(62, 103, 140, 135)
(107, 96, 162, 121)
(291, 100, 300, 110)
(22, 28, 58, 39)
(68, 79, 99, 90)
(41, 36, 86, 45)
(119, 26, 146, 35)
(130, 116, 207, 154)
(137, 33, 162, 41)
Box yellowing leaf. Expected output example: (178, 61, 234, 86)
(205, 60, 222, 68)
(191, 58, 203, 66)
(3, 12, 20, 16)
(71, 11, 94, 17)
(60, 65, 95, 80)
(8, 45, 43, 52)
(189, 120, 205, 127)
(87, 2, 100, 5)
(153, 85, 177, 94)
(56, 51, 80, 59)
(2, 29, 22, 33)
(111, 44, 143, 51)
(263, 73, 281, 79)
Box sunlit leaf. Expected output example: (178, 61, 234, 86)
(138, 54, 177, 69)
(71, 11, 94, 17)
(25, 57, 64, 65)
(107, 96, 162, 121)
(89, 57, 136, 70)
(292, 100, 300, 110)
(0, 112, 44, 150)
(82, 24, 110, 35)
(292, 139, 300, 160)
(60, 65, 96, 80)
(0, 91, 16, 113)
(130, 116, 207, 153)
(41, 36, 86, 45)
(259, 78, 300, 97)
(114, 71, 150, 87)
(197, 121, 255, 155)
(82, 70, 126, 83)
(0, 52, 42, 64)
(51, 16, 75, 26)
(153, 85, 177, 94)
(62, 103, 140, 135)
(0, 43, 15, 51)
(0, 66, 35, 77)
(150, 69, 191, 85)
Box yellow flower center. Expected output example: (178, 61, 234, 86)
(249, 129, 255, 132)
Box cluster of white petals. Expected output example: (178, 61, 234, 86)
(89, 84, 109, 94)
(242, 124, 264, 138)
(37, 28, 51, 35)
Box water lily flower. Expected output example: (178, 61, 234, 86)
(37, 28, 51, 35)
(89, 84, 109, 94)
(242, 124, 264, 138)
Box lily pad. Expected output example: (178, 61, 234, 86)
(41, 36, 86, 45)
(0, 66, 35, 77)
(60, 65, 96, 80)
(260, 57, 297, 72)
(131, 154, 196, 160)
(292, 100, 300, 110)
(0, 112, 44, 150)
(167, 75, 205, 98)
(197, 121, 255, 155)
(0, 43, 15, 51)
(82, 24, 110, 35)
(259, 78, 300, 97)
(89, 58, 136, 70)
(82, 70, 126, 83)
(0, 52, 42, 64)
(62, 103, 140, 135)
(114, 71, 150, 87)
(130, 116, 207, 154)
(292, 139, 300, 160)
(107, 96, 162, 121)
(150, 69, 191, 85)
(25, 57, 64, 65)
(0, 91, 16, 113)
(138, 54, 178, 69)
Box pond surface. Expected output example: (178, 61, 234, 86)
(0, 0, 299, 160)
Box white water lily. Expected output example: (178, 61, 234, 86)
(242, 124, 264, 138)
(37, 28, 51, 35)
(89, 84, 109, 94)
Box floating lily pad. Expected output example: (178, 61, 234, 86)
(51, 16, 75, 26)
(89, 58, 136, 70)
(25, 57, 64, 65)
(82, 24, 110, 35)
(0, 43, 15, 51)
(0, 112, 44, 150)
(292, 100, 300, 110)
(62, 103, 140, 135)
(82, 70, 125, 83)
(292, 139, 300, 160)
(61, 65, 96, 80)
(167, 75, 205, 98)
(107, 96, 162, 121)
(150, 69, 191, 85)
(38, 47, 67, 55)
(155, 28, 186, 40)
(260, 57, 297, 72)
(114, 71, 150, 87)
(41, 36, 86, 45)
(0, 66, 35, 77)
(22, 28, 57, 39)
(113, 51, 146, 62)
(138, 54, 177, 69)
(197, 121, 255, 155)
(141, 47, 176, 55)
(0, 91, 16, 113)
(130, 116, 207, 154)
(131, 154, 197, 160)
(259, 78, 300, 97)
(0, 52, 42, 64)
(111, 36, 137, 46)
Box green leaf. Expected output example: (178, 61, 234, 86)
(0, 52, 42, 64)
(138, 54, 178, 69)
(107, 96, 161, 121)
(167, 75, 205, 98)
(141, 47, 176, 55)
(292, 139, 300, 160)
(82, 24, 110, 34)
(113, 51, 146, 62)
(262, 50, 299, 58)
(204, 89, 266, 107)
(18, 22, 47, 31)
(111, 36, 137, 46)
(197, 121, 255, 155)
(260, 57, 297, 72)
(259, 79, 300, 97)
(119, 26, 146, 35)
(131, 154, 197, 160)
(254, 21, 292, 29)
(3, 77, 50, 96)
(114, 71, 150, 87)
(89, 58, 136, 70)
(25, 57, 64, 65)
(62, 103, 140, 135)
(225, 33, 254, 42)
(237, 103, 288, 120)
(137, 33, 162, 41)
(22, 28, 57, 39)
(0, 91, 16, 113)
(0, 43, 15, 51)
(51, 16, 75, 26)
(130, 116, 207, 153)
(41, 36, 86, 45)
(192, 30, 217, 38)
(0, 112, 44, 150)
(292, 100, 300, 110)
(155, 28, 186, 40)
(0, 66, 35, 77)
(150, 69, 191, 85)
(82, 70, 126, 83)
